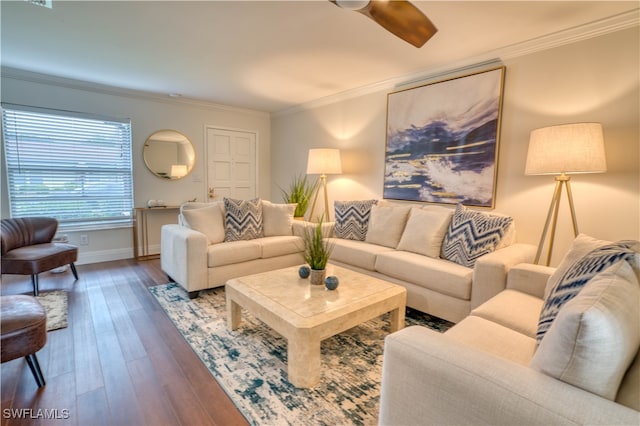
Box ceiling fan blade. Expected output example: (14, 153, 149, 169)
(333, 0, 437, 48)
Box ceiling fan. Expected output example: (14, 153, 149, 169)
(331, 0, 437, 48)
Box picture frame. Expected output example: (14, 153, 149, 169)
(383, 66, 506, 208)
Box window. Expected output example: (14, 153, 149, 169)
(2, 104, 133, 230)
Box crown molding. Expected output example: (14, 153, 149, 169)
(0, 67, 270, 118)
(272, 8, 639, 118)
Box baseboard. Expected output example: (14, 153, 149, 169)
(77, 248, 134, 265)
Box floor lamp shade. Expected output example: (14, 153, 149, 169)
(306, 149, 343, 175)
(525, 123, 606, 175)
(306, 149, 342, 221)
(525, 122, 606, 265)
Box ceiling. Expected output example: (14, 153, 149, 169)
(1, 1, 638, 113)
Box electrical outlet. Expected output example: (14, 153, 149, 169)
(80, 234, 89, 246)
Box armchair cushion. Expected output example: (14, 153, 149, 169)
(531, 260, 640, 400)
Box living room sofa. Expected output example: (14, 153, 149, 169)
(325, 201, 536, 323)
(379, 234, 640, 425)
(161, 199, 306, 298)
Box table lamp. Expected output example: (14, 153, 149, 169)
(525, 122, 606, 265)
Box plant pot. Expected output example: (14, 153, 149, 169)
(309, 269, 326, 286)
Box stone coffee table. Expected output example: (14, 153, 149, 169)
(225, 264, 407, 388)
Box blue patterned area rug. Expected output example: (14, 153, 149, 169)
(149, 282, 452, 425)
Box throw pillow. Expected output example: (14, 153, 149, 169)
(223, 198, 263, 241)
(262, 200, 296, 236)
(530, 261, 640, 400)
(181, 202, 225, 244)
(334, 200, 377, 241)
(397, 207, 453, 257)
(536, 239, 638, 343)
(440, 204, 513, 268)
(365, 205, 411, 248)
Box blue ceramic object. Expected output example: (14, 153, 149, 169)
(298, 265, 311, 279)
(325, 275, 339, 290)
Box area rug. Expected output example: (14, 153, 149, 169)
(150, 282, 452, 425)
(35, 290, 68, 331)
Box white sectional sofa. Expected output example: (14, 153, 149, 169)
(161, 199, 305, 298)
(379, 235, 640, 425)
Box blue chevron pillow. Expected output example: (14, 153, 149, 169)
(334, 200, 377, 241)
(536, 240, 638, 343)
(440, 204, 513, 268)
(224, 198, 263, 241)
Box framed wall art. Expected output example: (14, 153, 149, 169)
(383, 66, 506, 208)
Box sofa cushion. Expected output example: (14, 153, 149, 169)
(365, 205, 411, 248)
(259, 236, 302, 258)
(441, 204, 513, 268)
(334, 199, 377, 241)
(531, 261, 640, 400)
(445, 316, 537, 366)
(224, 198, 264, 241)
(375, 251, 472, 300)
(262, 201, 296, 236)
(470, 289, 543, 338)
(536, 239, 637, 343)
(397, 207, 452, 258)
(328, 238, 394, 271)
(207, 240, 262, 267)
(180, 202, 225, 244)
(617, 351, 640, 410)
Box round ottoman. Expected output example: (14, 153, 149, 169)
(1, 295, 47, 387)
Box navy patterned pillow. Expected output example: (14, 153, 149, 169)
(440, 204, 513, 268)
(224, 198, 263, 241)
(536, 240, 637, 343)
(334, 200, 377, 241)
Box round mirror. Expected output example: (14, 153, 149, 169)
(143, 130, 195, 180)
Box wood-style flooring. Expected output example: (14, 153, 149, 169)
(1, 259, 248, 426)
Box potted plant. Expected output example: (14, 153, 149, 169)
(302, 218, 334, 285)
(280, 174, 316, 219)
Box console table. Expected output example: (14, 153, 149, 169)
(133, 206, 180, 260)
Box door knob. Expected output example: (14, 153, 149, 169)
(208, 187, 215, 199)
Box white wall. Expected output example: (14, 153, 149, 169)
(272, 26, 640, 266)
(1, 73, 272, 264)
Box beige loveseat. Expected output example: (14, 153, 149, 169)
(326, 201, 536, 323)
(379, 235, 640, 425)
(161, 200, 305, 298)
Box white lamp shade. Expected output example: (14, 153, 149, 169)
(170, 164, 188, 178)
(525, 123, 606, 175)
(306, 148, 342, 175)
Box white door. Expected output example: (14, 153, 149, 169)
(206, 128, 257, 201)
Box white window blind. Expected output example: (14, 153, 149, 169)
(2, 105, 133, 230)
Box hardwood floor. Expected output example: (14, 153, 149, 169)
(1, 259, 248, 426)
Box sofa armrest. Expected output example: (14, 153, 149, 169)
(470, 243, 536, 309)
(160, 224, 208, 293)
(506, 263, 555, 299)
(380, 326, 638, 425)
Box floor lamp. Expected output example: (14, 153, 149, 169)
(307, 148, 342, 221)
(525, 123, 606, 266)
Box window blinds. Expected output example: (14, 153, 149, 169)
(2, 105, 134, 229)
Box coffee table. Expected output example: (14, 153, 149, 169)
(225, 264, 407, 388)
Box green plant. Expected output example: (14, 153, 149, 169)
(279, 174, 316, 218)
(302, 218, 334, 270)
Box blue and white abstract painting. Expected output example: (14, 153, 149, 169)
(384, 67, 505, 207)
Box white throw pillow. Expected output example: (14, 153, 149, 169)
(262, 200, 296, 236)
(365, 205, 410, 248)
(181, 202, 225, 244)
(531, 261, 640, 400)
(397, 207, 452, 258)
